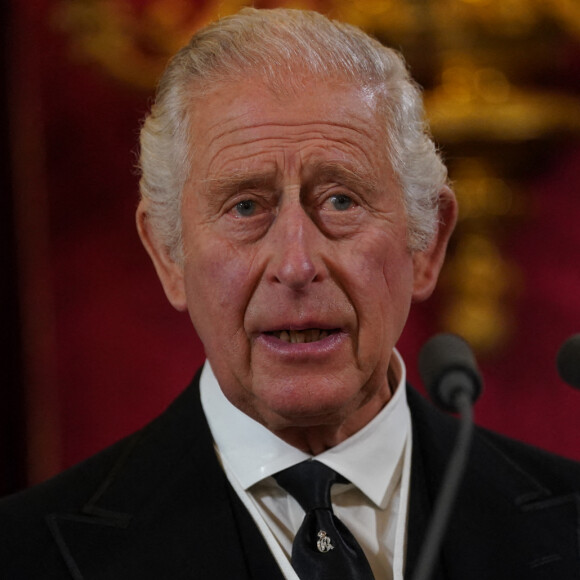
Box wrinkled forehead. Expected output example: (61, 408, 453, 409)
(176, 70, 398, 203)
(190, 72, 385, 147)
(185, 67, 388, 143)
(180, 72, 402, 210)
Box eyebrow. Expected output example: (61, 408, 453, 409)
(200, 171, 279, 211)
(202, 171, 279, 193)
(304, 161, 379, 196)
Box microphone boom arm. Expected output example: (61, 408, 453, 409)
(412, 333, 483, 580)
(411, 389, 475, 580)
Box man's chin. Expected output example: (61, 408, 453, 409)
(247, 376, 365, 430)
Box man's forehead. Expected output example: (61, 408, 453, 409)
(188, 77, 383, 152)
(181, 71, 394, 196)
(189, 68, 381, 119)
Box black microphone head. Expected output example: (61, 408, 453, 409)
(557, 334, 580, 389)
(418, 333, 483, 412)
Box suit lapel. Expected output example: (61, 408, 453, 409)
(226, 481, 289, 578)
(406, 387, 580, 580)
(48, 372, 283, 580)
(405, 411, 445, 580)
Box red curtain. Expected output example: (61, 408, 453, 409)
(8, 0, 580, 487)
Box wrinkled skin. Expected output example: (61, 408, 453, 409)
(138, 75, 456, 453)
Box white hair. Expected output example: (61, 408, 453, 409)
(138, 7, 448, 263)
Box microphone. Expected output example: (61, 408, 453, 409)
(418, 333, 483, 412)
(412, 333, 483, 580)
(557, 334, 580, 389)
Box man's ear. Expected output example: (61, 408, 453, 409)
(136, 200, 188, 311)
(412, 185, 458, 302)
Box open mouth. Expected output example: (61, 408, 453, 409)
(267, 329, 337, 344)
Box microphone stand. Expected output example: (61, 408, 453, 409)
(411, 389, 475, 580)
(412, 334, 483, 580)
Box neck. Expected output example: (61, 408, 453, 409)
(272, 374, 397, 455)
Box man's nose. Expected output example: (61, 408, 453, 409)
(267, 203, 323, 291)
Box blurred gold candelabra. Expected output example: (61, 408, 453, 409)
(55, 0, 580, 354)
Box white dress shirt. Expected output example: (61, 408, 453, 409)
(200, 350, 412, 580)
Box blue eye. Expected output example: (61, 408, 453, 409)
(234, 199, 256, 217)
(329, 194, 354, 211)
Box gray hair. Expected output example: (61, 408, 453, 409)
(138, 7, 448, 263)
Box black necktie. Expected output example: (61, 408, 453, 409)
(274, 460, 375, 580)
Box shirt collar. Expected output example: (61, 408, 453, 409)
(200, 350, 411, 509)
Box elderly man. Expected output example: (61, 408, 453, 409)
(2, 8, 580, 580)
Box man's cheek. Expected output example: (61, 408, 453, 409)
(195, 243, 254, 307)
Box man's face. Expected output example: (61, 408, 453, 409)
(140, 74, 453, 447)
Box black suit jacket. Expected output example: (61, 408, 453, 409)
(2, 370, 580, 579)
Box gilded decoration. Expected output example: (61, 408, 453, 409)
(54, 0, 580, 354)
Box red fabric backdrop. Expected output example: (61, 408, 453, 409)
(10, 0, 580, 484)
